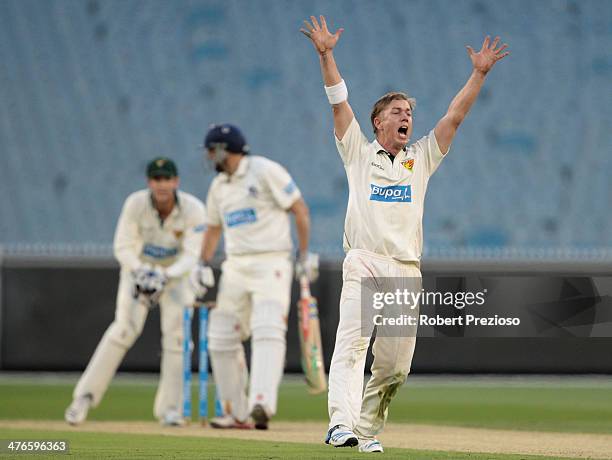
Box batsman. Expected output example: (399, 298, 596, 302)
(65, 158, 206, 426)
(190, 124, 318, 430)
(302, 15, 509, 453)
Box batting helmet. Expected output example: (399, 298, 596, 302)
(204, 123, 250, 154)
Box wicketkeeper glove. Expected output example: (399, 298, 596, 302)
(189, 261, 215, 302)
(295, 252, 319, 282)
(132, 264, 168, 307)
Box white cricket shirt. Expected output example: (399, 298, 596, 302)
(336, 117, 446, 263)
(113, 189, 206, 277)
(206, 156, 301, 256)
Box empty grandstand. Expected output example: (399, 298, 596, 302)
(0, 0, 610, 261)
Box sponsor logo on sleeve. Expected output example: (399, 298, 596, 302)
(193, 224, 206, 233)
(225, 208, 257, 227)
(283, 180, 296, 194)
(369, 184, 412, 202)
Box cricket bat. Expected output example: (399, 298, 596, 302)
(297, 275, 327, 394)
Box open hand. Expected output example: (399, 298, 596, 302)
(466, 36, 509, 74)
(300, 15, 343, 56)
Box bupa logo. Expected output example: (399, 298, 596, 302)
(369, 184, 412, 202)
(225, 208, 257, 227)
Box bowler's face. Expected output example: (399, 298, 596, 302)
(375, 99, 413, 153)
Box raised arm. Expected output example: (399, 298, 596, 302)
(435, 36, 509, 154)
(301, 15, 354, 140)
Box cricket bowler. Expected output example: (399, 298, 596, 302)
(190, 124, 319, 430)
(301, 15, 509, 452)
(65, 158, 206, 426)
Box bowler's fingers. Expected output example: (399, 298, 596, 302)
(310, 15, 321, 31)
(482, 35, 490, 50)
(301, 18, 315, 39)
(490, 36, 500, 50)
(495, 43, 508, 55)
(320, 15, 328, 32)
(302, 20, 314, 32)
(466, 45, 475, 56)
(496, 51, 510, 60)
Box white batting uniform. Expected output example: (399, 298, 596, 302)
(74, 189, 206, 419)
(329, 117, 446, 437)
(206, 155, 301, 420)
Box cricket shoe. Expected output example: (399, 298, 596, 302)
(64, 393, 93, 426)
(210, 414, 254, 429)
(160, 409, 187, 427)
(358, 438, 384, 453)
(250, 404, 270, 430)
(325, 424, 358, 447)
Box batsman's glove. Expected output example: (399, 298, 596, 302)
(295, 252, 319, 282)
(189, 261, 215, 302)
(132, 264, 168, 307)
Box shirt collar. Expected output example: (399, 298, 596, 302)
(149, 191, 180, 208)
(235, 156, 249, 177)
(373, 138, 386, 155)
(221, 156, 249, 181)
(373, 139, 407, 157)
(373, 140, 407, 165)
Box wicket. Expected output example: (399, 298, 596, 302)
(182, 305, 223, 425)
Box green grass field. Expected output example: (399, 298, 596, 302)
(1, 374, 611, 459)
(0, 428, 578, 460)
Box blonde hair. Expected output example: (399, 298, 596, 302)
(370, 92, 416, 134)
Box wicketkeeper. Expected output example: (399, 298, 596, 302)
(190, 124, 318, 430)
(65, 158, 206, 426)
(302, 15, 509, 453)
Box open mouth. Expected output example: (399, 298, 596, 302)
(398, 126, 408, 138)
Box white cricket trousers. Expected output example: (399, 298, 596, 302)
(208, 253, 292, 420)
(328, 249, 421, 438)
(73, 269, 194, 419)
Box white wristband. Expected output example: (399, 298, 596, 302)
(324, 79, 348, 105)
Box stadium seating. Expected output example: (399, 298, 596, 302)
(0, 0, 610, 259)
